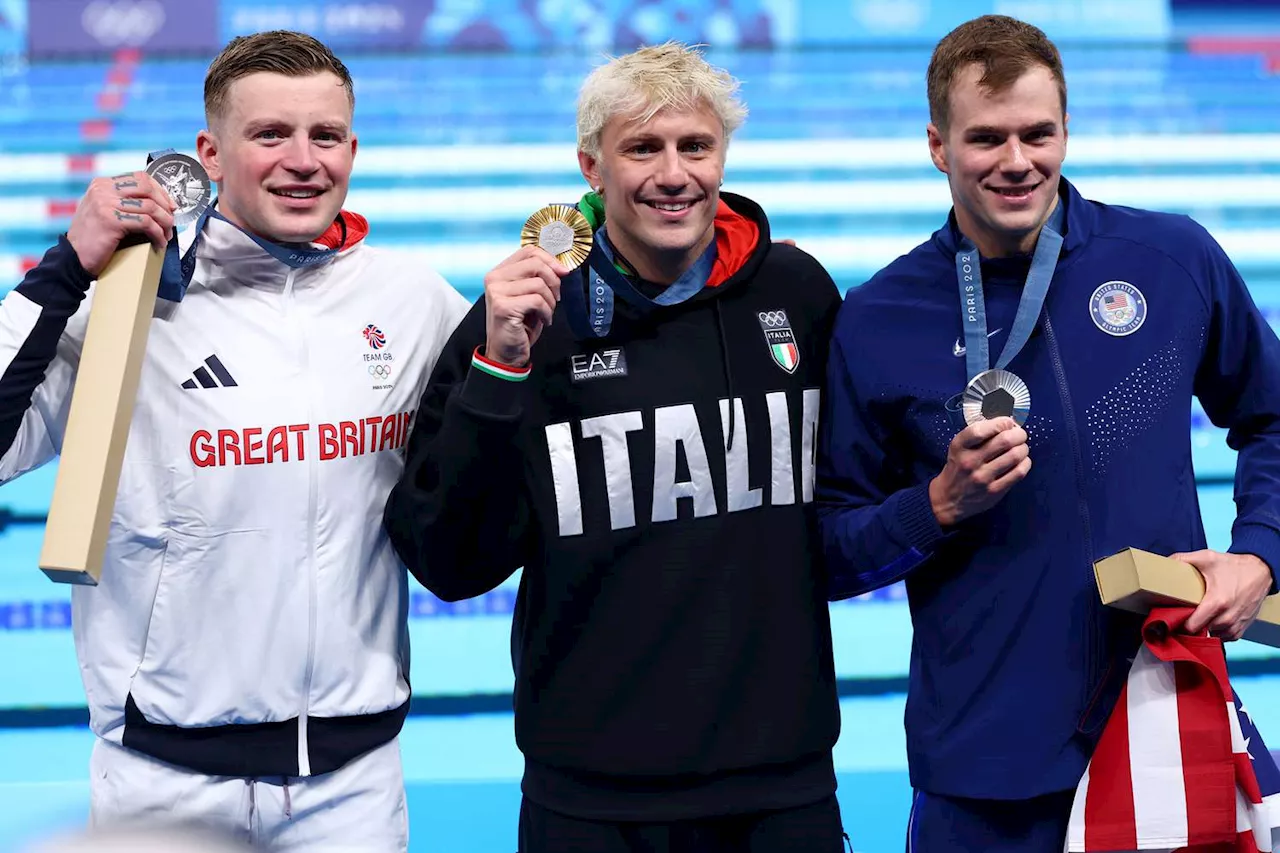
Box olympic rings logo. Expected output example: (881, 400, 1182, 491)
(758, 311, 789, 327)
(81, 0, 166, 48)
(369, 365, 392, 378)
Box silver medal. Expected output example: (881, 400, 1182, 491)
(146, 153, 211, 228)
(962, 368, 1031, 426)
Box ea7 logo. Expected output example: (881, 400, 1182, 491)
(758, 310, 799, 374)
(570, 348, 628, 382)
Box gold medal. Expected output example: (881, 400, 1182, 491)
(521, 204, 593, 270)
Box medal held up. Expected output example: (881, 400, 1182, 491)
(521, 204, 592, 271)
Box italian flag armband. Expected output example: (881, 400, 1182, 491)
(472, 347, 531, 382)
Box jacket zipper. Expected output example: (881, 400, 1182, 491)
(1042, 315, 1103, 713)
(284, 268, 319, 776)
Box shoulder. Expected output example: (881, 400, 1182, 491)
(1087, 201, 1223, 268)
(838, 238, 948, 323)
(762, 242, 840, 298)
(354, 246, 463, 299)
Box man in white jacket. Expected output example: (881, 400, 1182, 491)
(0, 30, 469, 852)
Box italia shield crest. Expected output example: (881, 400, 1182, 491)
(757, 310, 799, 374)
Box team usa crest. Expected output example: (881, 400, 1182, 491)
(1089, 281, 1147, 337)
(758, 310, 799, 374)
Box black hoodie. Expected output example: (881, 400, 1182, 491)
(384, 192, 842, 820)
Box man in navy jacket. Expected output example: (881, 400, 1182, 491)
(818, 14, 1280, 852)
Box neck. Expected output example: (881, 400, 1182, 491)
(959, 194, 1061, 260)
(607, 225, 715, 286)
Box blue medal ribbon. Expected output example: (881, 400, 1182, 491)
(563, 224, 717, 339)
(954, 199, 1066, 383)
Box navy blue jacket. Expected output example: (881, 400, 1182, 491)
(818, 178, 1280, 799)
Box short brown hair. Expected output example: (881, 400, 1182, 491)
(204, 31, 354, 125)
(927, 15, 1066, 134)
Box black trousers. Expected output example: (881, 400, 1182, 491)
(518, 795, 849, 853)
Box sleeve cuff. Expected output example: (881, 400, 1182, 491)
(1230, 523, 1280, 593)
(894, 483, 947, 552)
(459, 347, 529, 420)
(16, 236, 95, 308)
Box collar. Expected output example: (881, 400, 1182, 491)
(184, 210, 368, 294)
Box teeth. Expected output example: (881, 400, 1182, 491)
(273, 189, 320, 198)
(652, 202, 690, 211)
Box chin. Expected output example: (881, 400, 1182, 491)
(271, 217, 330, 244)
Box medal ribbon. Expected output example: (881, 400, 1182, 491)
(954, 200, 1066, 383)
(148, 149, 342, 303)
(563, 227, 717, 339)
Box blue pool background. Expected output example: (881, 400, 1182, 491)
(5, 0, 1280, 849)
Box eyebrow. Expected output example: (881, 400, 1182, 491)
(965, 121, 1058, 136)
(242, 119, 350, 136)
(615, 131, 718, 148)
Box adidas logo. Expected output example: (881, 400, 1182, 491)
(181, 355, 238, 390)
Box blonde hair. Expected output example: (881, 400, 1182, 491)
(576, 42, 747, 159)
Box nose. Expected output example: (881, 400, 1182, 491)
(1000, 138, 1031, 174)
(653, 146, 689, 191)
(280, 133, 319, 175)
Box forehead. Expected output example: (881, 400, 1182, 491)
(947, 63, 1062, 131)
(605, 101, 724, 141)
(220, 71, 351, 126)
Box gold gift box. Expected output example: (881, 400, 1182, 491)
(1093, 548, 1280, 649)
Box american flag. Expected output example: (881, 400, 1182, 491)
(1105, 292, 1131, 311)
(1068, 607, 1280, 851)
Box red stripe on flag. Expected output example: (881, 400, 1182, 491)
(47, 200, 77, 219)
(1085, 681, 1138, 851)
(20, 256, 38, 273)
(1174, 654, 1237, 846)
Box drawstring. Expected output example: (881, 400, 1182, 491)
(244, 776, 294, 838)
(245, 778, 257, 836)
(843, 831, 854, 852)
(713, 301, 736, 451)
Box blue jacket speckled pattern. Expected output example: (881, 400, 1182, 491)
(818, 177, 1280, 800)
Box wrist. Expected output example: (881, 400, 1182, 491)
(928, 477, 957, 528)
(481, 341, 529, 370)
(472, 346, 531, 381)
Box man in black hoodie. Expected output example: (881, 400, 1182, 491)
(384, 42, 846, 852)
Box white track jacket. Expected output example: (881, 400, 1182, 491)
(0, 213, 469, 777)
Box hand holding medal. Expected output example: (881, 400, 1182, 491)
(479, 205, 594, 369)
(928, 201, 1066, 527)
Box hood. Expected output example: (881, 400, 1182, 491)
(314, 210, 370, 252)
